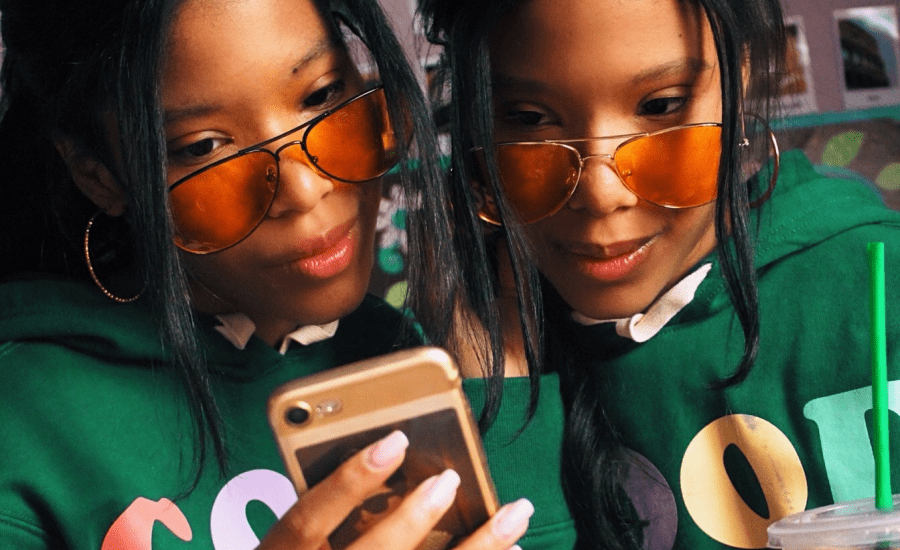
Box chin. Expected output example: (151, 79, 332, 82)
(563, 288, 657, 321)
(294, 268, 373, 325)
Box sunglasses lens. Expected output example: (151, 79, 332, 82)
(170, 151, 278, 253)
(476, 143, 580, 224)
(615, 125, 721, 208)
(306, 89, 400, 182)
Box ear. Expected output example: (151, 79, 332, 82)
(54, 137, 128, 217)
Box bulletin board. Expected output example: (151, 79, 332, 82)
(780, 0, 900, 114)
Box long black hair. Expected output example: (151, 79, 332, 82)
(0, 0, 457, 490)
(418, 0, 785, 547)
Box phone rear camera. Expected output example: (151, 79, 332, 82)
(286, 405, 311, 425)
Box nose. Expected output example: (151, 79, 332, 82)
(265, 142, 334, 217)
(565, 153, 640, 215)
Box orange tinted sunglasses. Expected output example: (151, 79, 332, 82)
(472, 123, 722, 224)
(168, 87, 399, 254)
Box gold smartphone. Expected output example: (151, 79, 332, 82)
(267, 346, 499, 550)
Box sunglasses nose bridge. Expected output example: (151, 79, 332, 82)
(579, 153, 633, 183)
(575, 135, 627, 175)
(272, 138, 303, 158)
(580, 152, 613, 163)
(271, 139, 322, 176)
(261, 118, 313, 165)
(565, 150, 641, 214)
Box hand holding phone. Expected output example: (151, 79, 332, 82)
(266, 347, 507, 550)
(256, 427, 533, 550)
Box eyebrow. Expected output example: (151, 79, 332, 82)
(163, 103, 222, 126)
(628, 58, 712, 86)
(291, 35, 340, 74)
(491, 58, 713, 93)
(491, 73, 552, 95)
(163, 36, 339, 125)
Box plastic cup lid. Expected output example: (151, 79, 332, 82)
(768, 495, 900, 549)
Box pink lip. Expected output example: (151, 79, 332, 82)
(281, 218, 358, 279)
(563, 235, 658, 282)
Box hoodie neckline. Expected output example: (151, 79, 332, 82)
(0, 276, 322, 381)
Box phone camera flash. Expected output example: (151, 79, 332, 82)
(316, 399, 342, 416)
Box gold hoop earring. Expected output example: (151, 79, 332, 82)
(84, 212, 142, 303)
(742, 114, 780, 209)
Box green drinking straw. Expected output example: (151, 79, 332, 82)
(868, 241, 891, 511)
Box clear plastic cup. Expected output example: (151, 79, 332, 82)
(768, 495, 900, 549)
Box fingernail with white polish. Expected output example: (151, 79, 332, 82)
(425, 469, 461, 507)
(493, 499, 534, 539)
(367, 431, 409, 469)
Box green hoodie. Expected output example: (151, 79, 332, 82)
(0, 278, 575, 550)
(553, 150, 900, 550)
(0, 282, 409, 549)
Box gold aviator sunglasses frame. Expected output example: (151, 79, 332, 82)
(471, 120, 780, 225)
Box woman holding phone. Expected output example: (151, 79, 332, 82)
(421, 0, 900, 548)
(0, 0, 532, 548)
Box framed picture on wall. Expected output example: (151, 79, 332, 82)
(833, 5, 900, 109)
(778, 16, 818, 115)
